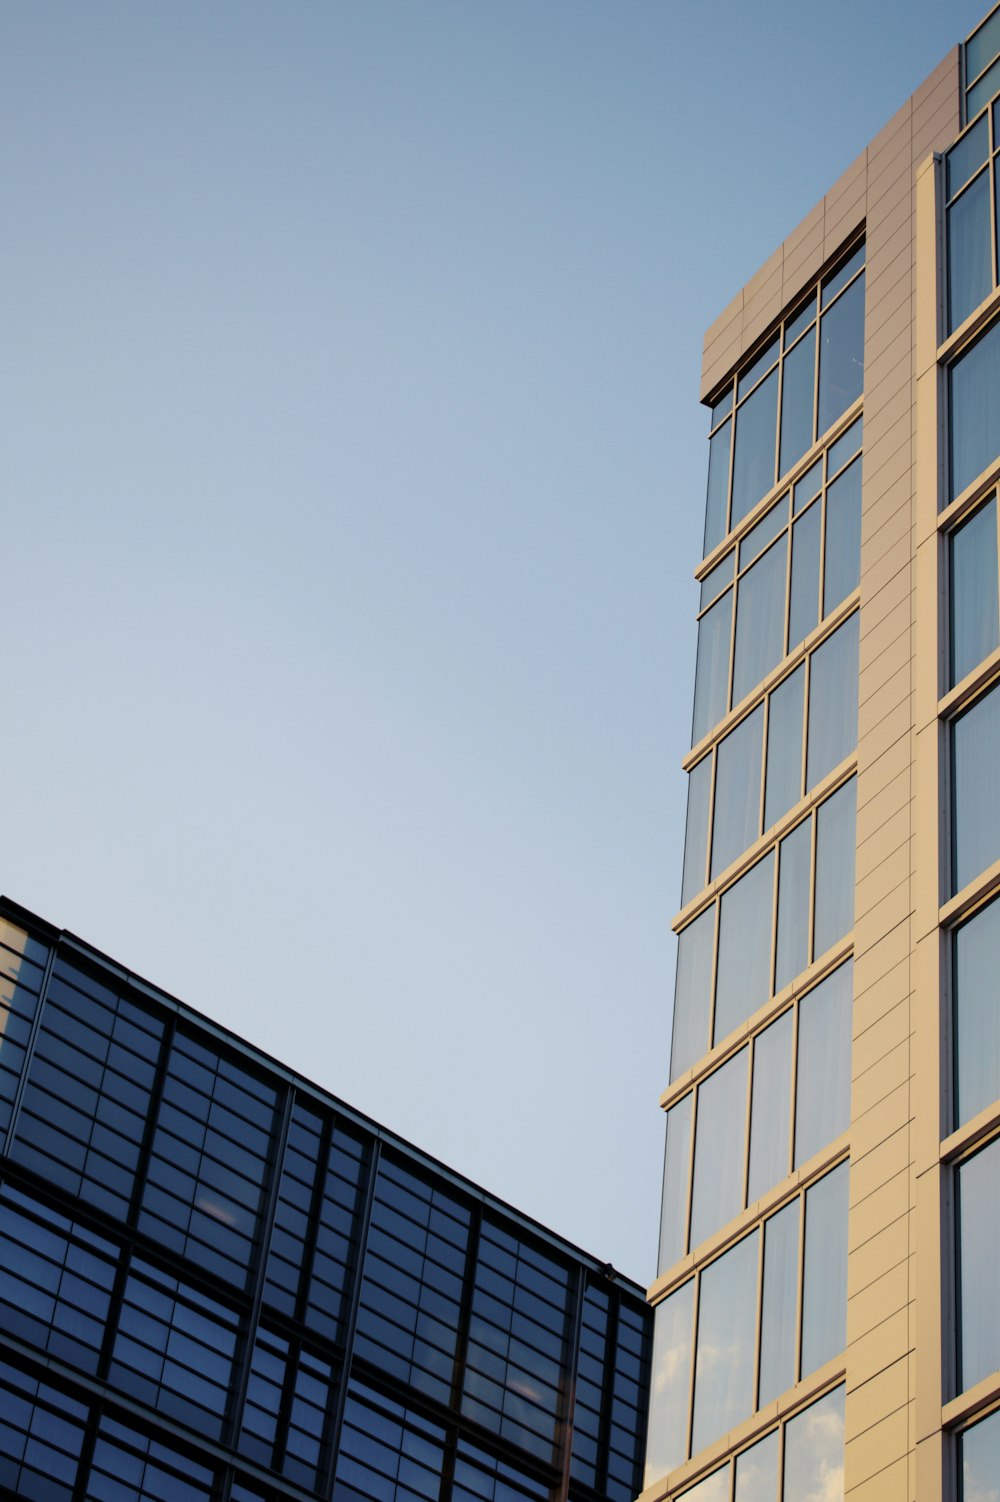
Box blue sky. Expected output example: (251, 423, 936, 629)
(0, 0, 987, 1281)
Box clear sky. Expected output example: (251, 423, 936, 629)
(0, 0, 988, 1283)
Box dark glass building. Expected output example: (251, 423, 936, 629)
(0, 896, 649, 1502)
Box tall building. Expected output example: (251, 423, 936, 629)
(0, 896, 650, 1502)
(644, 7, 1000, 1501)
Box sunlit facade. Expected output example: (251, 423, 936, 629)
(0, 896, 650, 1502)
(644, 8, 1000, 1501)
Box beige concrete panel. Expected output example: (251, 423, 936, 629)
(866, 342, 914, 407)
(853, 1002, 911, 1081)
(912, 719, 942, 929)
(850, 1121, 909, 1201)
(845, 1453, 908, 1501)
(855, 834, 910, 914)
(858, 596, 911, 669)
(858, 674, 910, 744)
(861, 476, 913, 554)
(863, 266, 914, 341)
(701, 292, 742, 364)
(853, 1039, 911, 1121)
(700, 304, 743, 399)
(855, 767, 910, 844)
(700, 335, 744, 403)
(740, 261, 783, 354)
(856, 806, 910, 885)
(851, 1093, 912, 1173)
(911, 94, 963, 166)
(866, 228, 915, 303)
(781, 215, 826, 304)
(825, 145, 867, 223)
(856, 737, 911, 816)
(913, 539, 941, 731)
(824, 199, 866, 263)
(848, 1261, 910, 1348)
(854, 884, 911, 957)
(742, 243, 783, 309)
(866, 163, 915, 239)
(862, 433, 914, 506)
(859, 530, 912, 602)
(913, 1432, 943, 1502)
(846, 1355, 908, 1436)
(847, 1212, 909, 1299)
(866, 93, 911, 162)
(908, 48, 958, 124)
(846, 1306, 910, 1388)
(864, 293, 914, 373)
(860, 567, 912, 638)
(853, 952, 910, 1035)
(858, 628, 912, 704)
(866, 126, 913, 205)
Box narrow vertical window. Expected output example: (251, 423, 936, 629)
(949, 496, 999, 686)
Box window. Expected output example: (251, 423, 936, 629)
(334, 1381, 447, 1502)
(684, 610, 859, 903)
(670, 1385, 845, 1501)
(950, 680, 1000, 895)
(959, 1406, 1000, 1501)
(956, 1135, 1000, 1393)
(949, 493, 1000, 687)
(692, 429, 862, 747)
(240, 1327, 336, 1491)
(659, 961, 852, 1268)
(571, 1286, 650, 1502)
(949, 318, 1000, 503)
(953, 894, 1000, 1128)
(671, 776, 857, 1079)
(0, 1356, 87, 1501)
(84, 1416, 216, 1502)
(702, 246, 864, 558)
(647, 1164, 848, 1474)
(965, 10, 1000, 124)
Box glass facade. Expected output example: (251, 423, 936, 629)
(0, 903, 650, 1502)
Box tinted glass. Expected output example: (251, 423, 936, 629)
(705, 420, 733, 556)
(691, 1234, 758, 1455)
(961, 1408, 1000, 1502)
(949, 170, 992, 333)
(735, 1430, 779, 1502)
(747, 1010, 793, 1204)
(731, 369, 779, 528)
(812, 778, 857, 957)
(823, 458, 862, 614)
(738, 336, 779, 400)
(757, 1201, 798, 1407)
(701, 548, 735, 610)
(806, 613, 859, 788)
(774, 818, 811, 993)
(785, 296, 816, 349)
(968, 14, 1000, 89)
(800, 1163, 849, 1376)
(788, 502, 821, 651)
(950, 318, 1000, 502)
(711, 387, 733, 425)
(714, 852, 774, 1043)
(692, 591, 733, 746)
(680, 1467, 729, 1502)
(712, 706, 764, 878)
(783, 1385, 845, 1502)
(795, 962, 853, 1167)
(817, 274, 864, 436)
(644, 1281, 694, 1484)
(953, 895, 1000, 1128)
(689, 1048, 748, 1250)
(948, 115, 989, 199)
(950, 496, 999, 686)
(670, 908, 715, 1081)
(682, 756, 712, 906)
(969, 56, 1000, 121)
(952, 683, 1000, 894)
(794, 455, 823, 514)
(779, 325, 816, 478)
(658, 1095, 692, 1274)
(732, 540, 786, 706)
(827, 415, 862, 477)
(821, 244, 864, 307)
(740, 495, 788, 570)
(958, 1136, 1000, 1389)
(764, 665, 804, 830)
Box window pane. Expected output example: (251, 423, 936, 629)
(735, 1429, 779, 1502)
(953, 895, 1000, 1128)
(948, 116, 989, 200)
(644, 1282, 694, 1484)
(747, 1010, 793, 1204)
(714, 853, 775, 1044)
(958, 1136, 1000, 1390)
(950, 318, 1000, 502)
(813, 778, 857, 958)
(817, 273, 864, 436)
(701, 549, 735, 610)
(788, 503, 821, 651)
(740, 496, 788, 570)
(731, 369, 779, 528)
(795, 961, 853, 1168)
(692, 592, 732, 746)
(691, 1234, 758, 1456)
(738, 337, 779, 400)
(785, 296, 816, 349)
(969, 55, 1000, 121)
(779, 326, 816, 478)
(969, 15, 1000, 91)
(765, 667, 805, 831)
(670, 909, 715, 1082)
(950, 495, 999, 686)
(712, 707, 764, 879)
(827, 415, 862, 477)
(757, 1201, 798, 1408)
(800, 1163, 849, 1377)
(658, 1096, 692, 1275)
(680, 1467, 729, 1502)
(961, 1408, 1000, 1502)
(775, 819, 811, 994)
(705, 420, 733, 556)
(733, 540, 786, 706)
(682, 757, 712, 906)
(806, 613, 859, 788)
(821, 244, 864, 307)
(952, 683, 1000, 894)
(794, 456, 823, 514)
(689, 1049, 748, 1251)
(823, 457, 862, 615)
(949, 171, 992, 333)
(783, 1385, 844, 1502)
